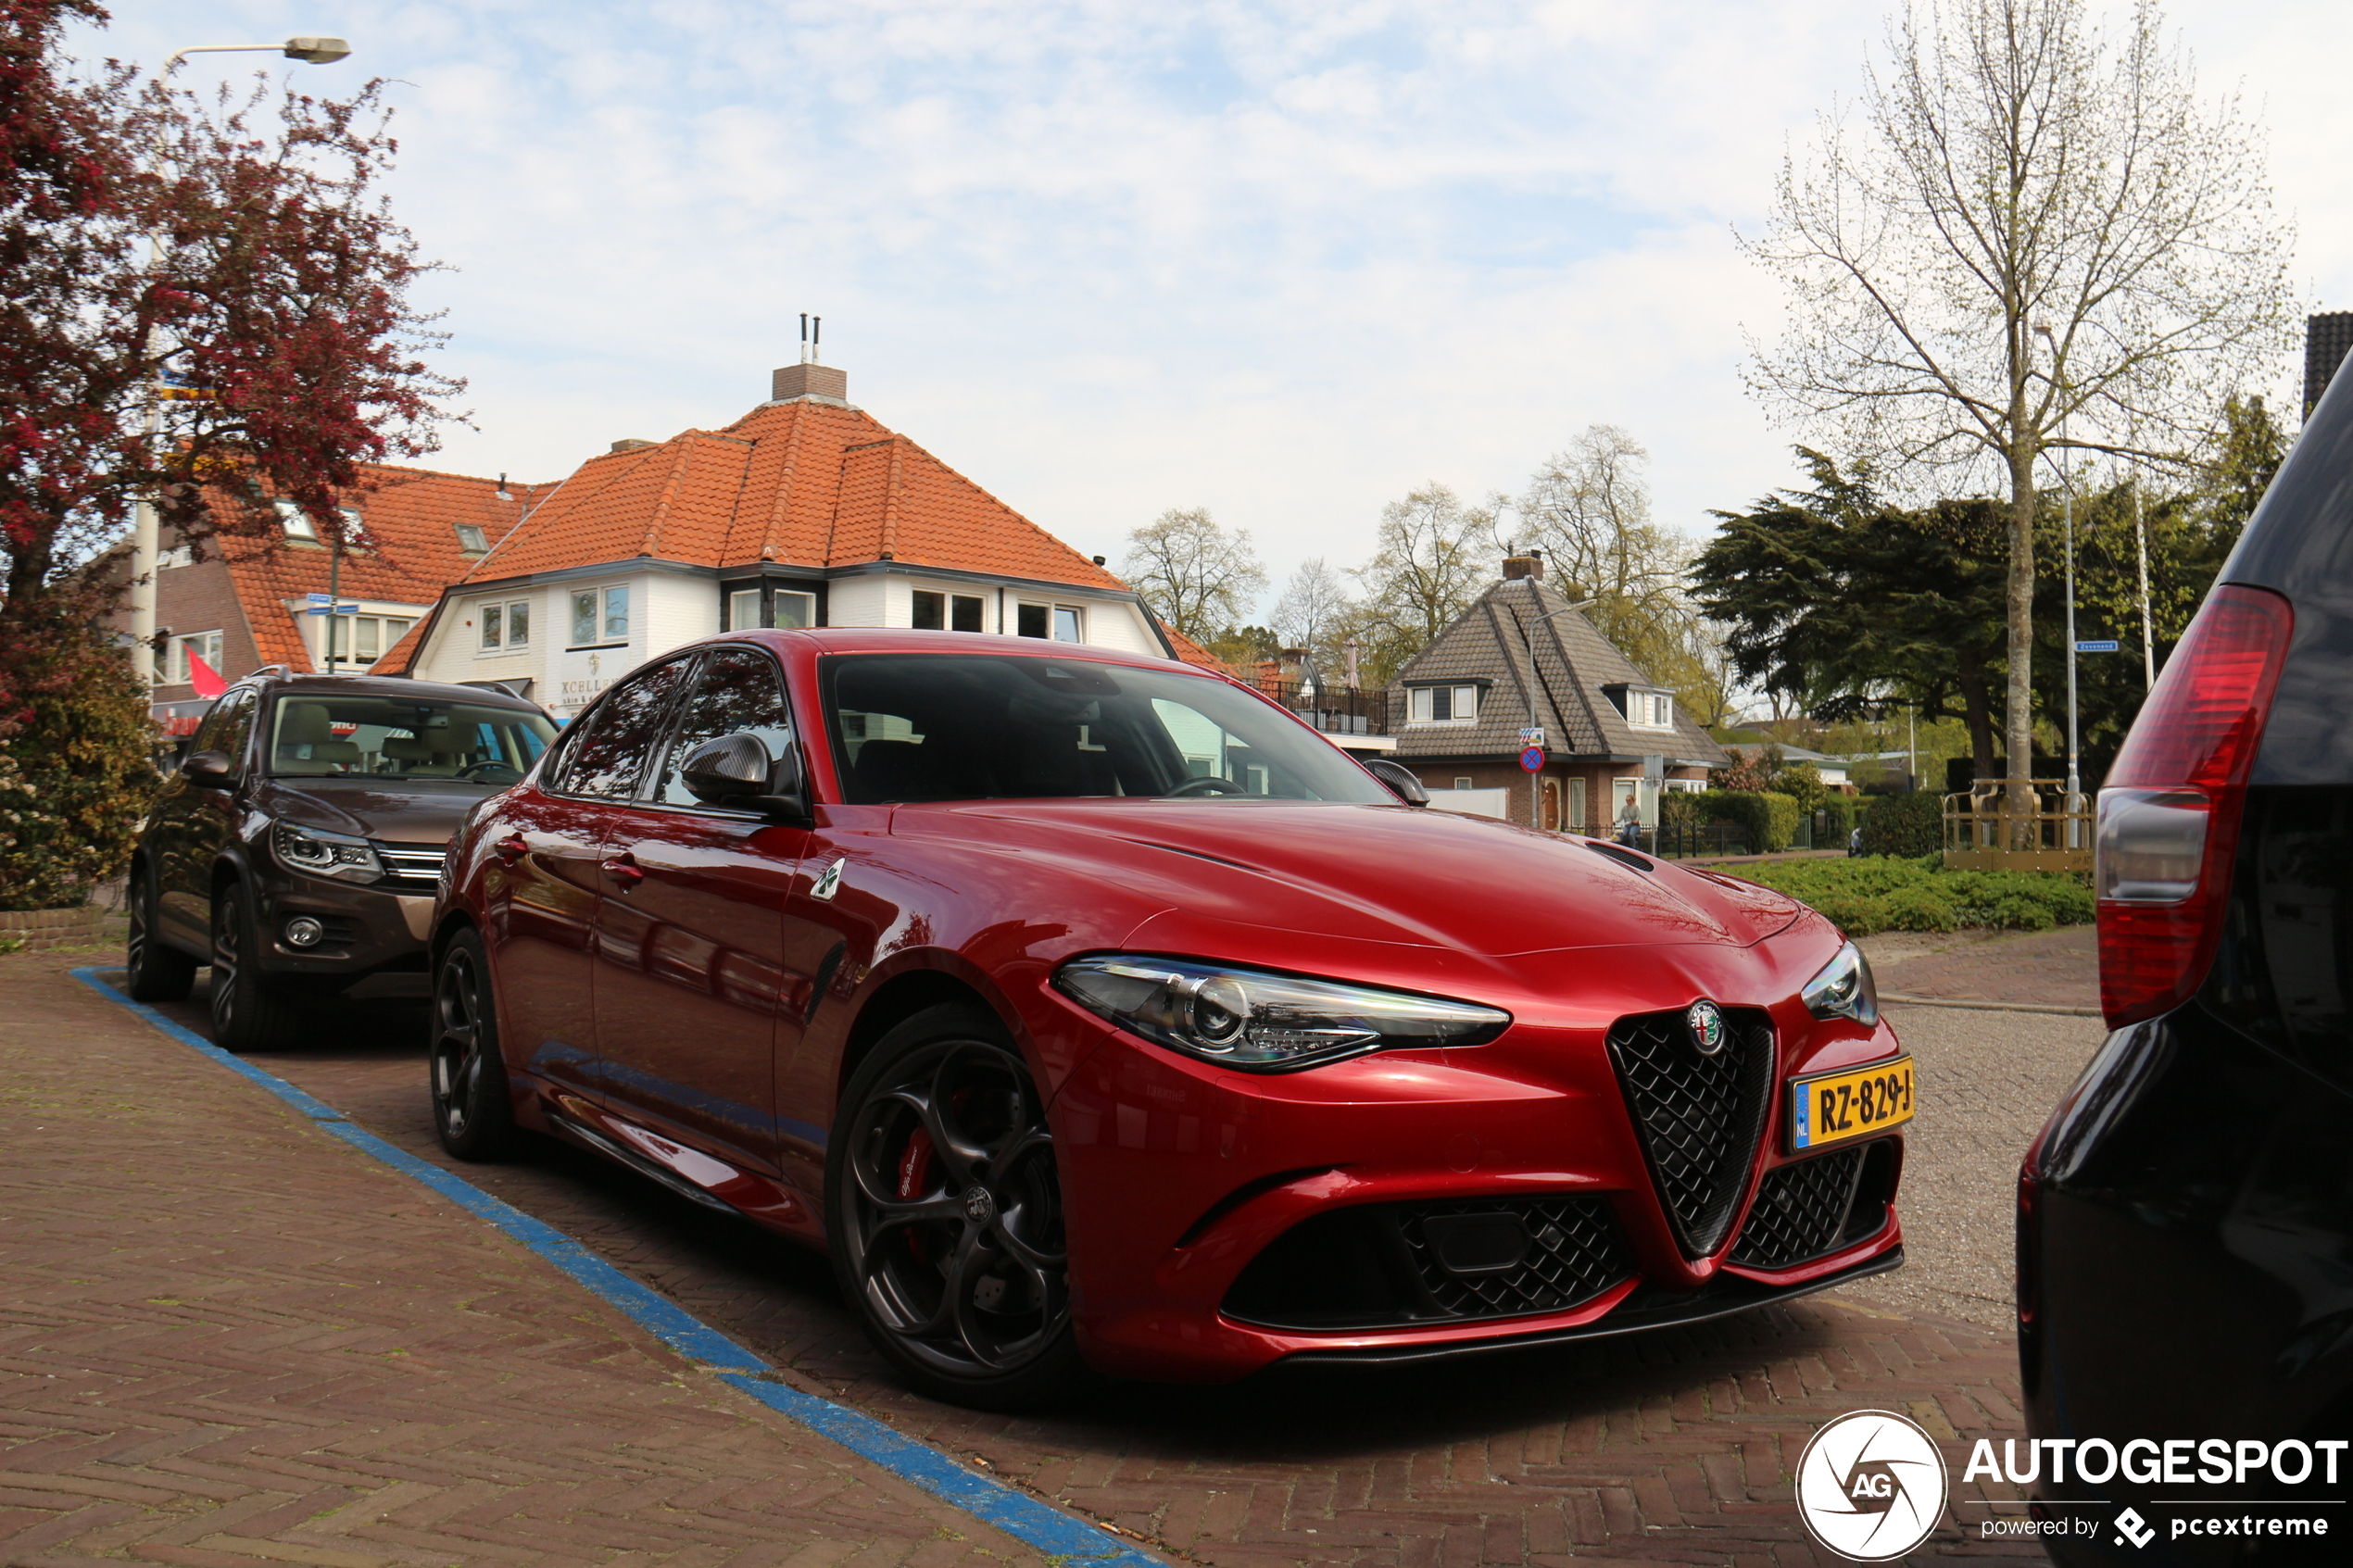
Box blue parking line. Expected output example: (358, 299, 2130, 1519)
(69, 967, 1159, 1568)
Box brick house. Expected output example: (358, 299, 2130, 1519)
(374, 362, 1214, 718)
(1387, 555, 1729, 832)
(107, 466, 547, 735)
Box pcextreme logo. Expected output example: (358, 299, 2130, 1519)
(1796, 1410, 1949, 1561)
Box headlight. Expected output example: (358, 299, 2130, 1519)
(1802, 940, 1879, 1026)
(271, 820, 385, 884)
(1053, 955, 1510, 1073)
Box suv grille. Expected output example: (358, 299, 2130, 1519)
(1222, 1196, 1633, 1332)
(1607, 1007, 1776, 1257)
(1730, 1141, 1898, 1270)
(377, 843, 447, 893)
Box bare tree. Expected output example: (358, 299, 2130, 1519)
(1269, 558, 1352, 664)
(1120, 508, 1265, 642)
(1514, 425, 1700, 688)
(1352, 483, 1496, 653)
(1742, 0, 2296, 826)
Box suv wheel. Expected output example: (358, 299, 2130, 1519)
(431, 929, 519, 1160)
(124, 867, 197, 1002)
(827, 1003, 1091, 1411)
(208, 881, 303, 1052)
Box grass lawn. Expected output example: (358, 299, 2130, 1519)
(1706, 854, 2094, 935)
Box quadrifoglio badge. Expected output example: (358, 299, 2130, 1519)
(1797, 1410, 2350, 1556)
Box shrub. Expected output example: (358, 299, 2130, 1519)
(1712, 855, 2094, 935)
(1858, 790, 1944, 858)
(0, 618, 157, 912)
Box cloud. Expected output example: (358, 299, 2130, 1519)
(83, 0, 2336, 609)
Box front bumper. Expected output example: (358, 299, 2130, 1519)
(1047, 975, 1908, 1383)
(248, 872, 435, 997)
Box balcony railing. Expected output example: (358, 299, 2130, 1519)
(1247, 677, 1392, 736)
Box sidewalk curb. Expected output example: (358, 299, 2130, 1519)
(69, 966, 1161, 1568)
(1881, 992, 2105, 1019)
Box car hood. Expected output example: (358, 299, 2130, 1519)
(900, 799, 1806, 956)
(250, 777, 486, 845)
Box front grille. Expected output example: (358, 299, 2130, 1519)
(1222, 1196, 1633, 1332)
(1730, 1140, 1900, 1270)
(1607, 1007, 1776, 1257)
(377, 843, 447, 893)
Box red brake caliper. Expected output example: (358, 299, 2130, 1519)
(897, 1126, 935, 1262)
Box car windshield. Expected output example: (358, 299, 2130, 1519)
(822, 653, 1392, 805)
(268, 695, 557, 785)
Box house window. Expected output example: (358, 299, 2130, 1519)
(573, 585, 629, 646)
(910, 591, 987, 633)
(454, 523, 489, 553)
(1053, 606, 1083, 643)
(479, 599, 529, 651)
(952, 595, 984, 632)
(912, 590, 945, 631)
(726, 586, 817, 631)
(1409, 684, 1479, 723)
(1618, 690, 1673, 728)
(1453, 777, 1474, 790)
(1569, 776, 1587, 832)
(1016, 603, 1049, 638)
(275, 501, 316, 540)
(169, 631, 224, 685)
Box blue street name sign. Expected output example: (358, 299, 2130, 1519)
(2075, 639, 2120, 653)
(304, 603, 359, 616)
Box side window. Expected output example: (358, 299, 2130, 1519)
(195, 690, 259, 772)
(546, 659, 690, 799)
(652, 648, 795, 806)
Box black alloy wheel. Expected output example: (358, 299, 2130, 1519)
(827, 1003, 1088, 1410)
(430, 929, 518, 1160)
(124, 866, 197, 1002)
(207, 881, 301, 1052)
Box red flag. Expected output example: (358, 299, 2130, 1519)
(187, 649, 228, 699)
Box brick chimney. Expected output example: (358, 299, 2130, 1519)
(1503, 549, 1544, 582)
(772, 362, 849, 403)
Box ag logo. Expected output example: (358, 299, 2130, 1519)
(1686, 998, 1729, 1056)
(1795, 1410, 1948, 1561)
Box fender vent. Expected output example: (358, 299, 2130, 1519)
(1607, 1008, 1776, 1257)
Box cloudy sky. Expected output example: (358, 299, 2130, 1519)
(86, 2, 2351, 610)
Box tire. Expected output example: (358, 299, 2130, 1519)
(208, 881, 304, 1052)
(827, 1003, 1091, 1411)
(124, 866, 198, 1002)
(430, 929, 519, 1160)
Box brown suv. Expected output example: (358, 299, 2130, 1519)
(124, 671, 557, 1050)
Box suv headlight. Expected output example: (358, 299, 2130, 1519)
(271, 820, 385, 884)
(1053, 955, 1510, 1073)
(1802, 940, 1879, 1026)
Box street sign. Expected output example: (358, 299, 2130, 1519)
(2075, 639, 2120, 653)
(1517, 726, 1544, 748)
(303, 604, 359, 616)
(1519, 746, 1545, 772)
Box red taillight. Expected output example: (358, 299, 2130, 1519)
(2096, 585, 2294, 1026)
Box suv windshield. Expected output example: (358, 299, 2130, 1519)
(268, 695, 557, 785)
(823, 653, 1390, 805)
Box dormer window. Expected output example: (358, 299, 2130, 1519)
(1408, 684, 1481, 724)
(1604, 684, 1675, 729)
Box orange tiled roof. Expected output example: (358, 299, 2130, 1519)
(1161, 624, 1237, 674)
(459, 400, 1128, 592)
(199, 465, 549, 673)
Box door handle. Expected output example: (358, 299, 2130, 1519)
(600, 854, 645, 889)
(494, 833, 528, 866)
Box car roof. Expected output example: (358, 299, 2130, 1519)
(246, 671, 547, 712)
(722, 626, 1220, 675)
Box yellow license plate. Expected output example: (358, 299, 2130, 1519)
(1790, 1056, 1915, 1151)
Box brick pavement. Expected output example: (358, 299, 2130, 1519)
(1861, 929, 2097, 1012)
(0, 952, 1051, 1568)
(23, 951, 2066, 1566)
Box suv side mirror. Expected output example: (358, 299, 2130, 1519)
(679, 734, 809, 822)
(1360, 758, 1428, 808)
(182, 749, 234, 788)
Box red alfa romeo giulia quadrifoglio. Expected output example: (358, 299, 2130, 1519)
(429, 630, 1908, 1407)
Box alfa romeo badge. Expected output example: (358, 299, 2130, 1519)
(1687, 999, 1728, 1056)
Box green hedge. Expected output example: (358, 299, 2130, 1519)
(1692, 789, 1804, 853)
(1717, 854, 2094, 935)
(1857, 791, 1943, 858)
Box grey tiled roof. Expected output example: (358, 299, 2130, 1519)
(1386, 577, 1731, 766)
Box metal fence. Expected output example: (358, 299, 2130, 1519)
(1249, 679, 1391, 736)
(1648, 822, 1755, 859)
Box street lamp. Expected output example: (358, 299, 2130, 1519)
(127, 37, 353, 684)
(2035, 321, 2082, 841)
